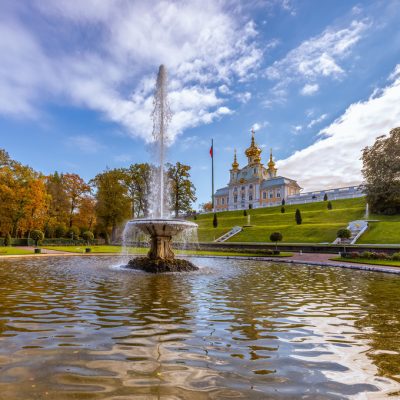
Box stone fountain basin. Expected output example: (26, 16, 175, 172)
(127, 218, 198, 237)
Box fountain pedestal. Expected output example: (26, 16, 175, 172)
(126, 218, 198, 273)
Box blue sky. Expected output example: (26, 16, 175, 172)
(1, 0, 400, 208)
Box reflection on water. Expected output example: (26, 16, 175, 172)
(0, 256, 399, 399)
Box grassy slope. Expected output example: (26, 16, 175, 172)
(358, 213, 400, 244)
(191, 198, 367, 243)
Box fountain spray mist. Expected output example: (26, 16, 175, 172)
(151, 64, 172, 218)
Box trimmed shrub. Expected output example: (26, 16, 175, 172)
(323, 193, 328, 201)
(82, 231, 94, 245)
(270, 232, 283, 251)
(327, 201, 332, 210)
(4, 233, 12, 247)
(377, 252, 389, 260)
(392, 252, 400, 261)
(361, 251, 373, 259)
(30, 230, 44, 247)
(281, 206, 285, 213)
(295, 209, 302, 225)
(243, 209, 247, 217)
(281, 199, 285, 206)
(349, 251, 361, 259)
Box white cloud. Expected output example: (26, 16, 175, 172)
(300, 83, 319, 96)
(68, 135, 104, 154)
(307, 113, 328, 128)
(0, 1, 262, 143)
(278, 64, 400, 191)
(251, 121, 269, 131)
(236, 91, 252, 103)
(291, 125, 303, 134)
(265, 19, 368, 102)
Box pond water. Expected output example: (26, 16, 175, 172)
(0, 256, 399, 399)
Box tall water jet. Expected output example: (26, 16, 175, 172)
(126, 65, 198, 273)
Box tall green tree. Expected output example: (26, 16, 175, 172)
(362, 127, 400, 214)
(167, 162, 196, 217)
(121, 163, 152, 218)
(91, 169, 130, 242)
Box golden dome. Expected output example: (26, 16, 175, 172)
(268, 148, 277, 170)
(245, 129, 262, 162)
(232, 149, 239, 170)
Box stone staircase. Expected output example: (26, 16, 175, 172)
(214, 226, 243, 243)
(333, 220, 368, 245)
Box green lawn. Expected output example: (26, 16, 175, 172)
(191, 198, 366, 243)
(0, 247, 33, 255)
(331, 257, 400, 267)
(43, 245, 292, 258)
(189, 197, 400, 244)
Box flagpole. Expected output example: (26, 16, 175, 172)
(211, 138, 214, 212)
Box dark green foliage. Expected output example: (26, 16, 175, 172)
(243, 209, 247, 216)
(167, 162, 197, 218)
(82, 231, 94, 245)
(270, 231, 283, 250)
(281, 206, 285, 213)
(55, 224, 67, 238)
(193, 214, 197, 220)
(362, 127, 400, 214)
(295, 209, 302, 225)
(213, 213, 218, 228)
(337, 228, 351, 240)
(30, 229, 44, 247)
(327, 201, 332, 210)
(281, 199, 285, 206)
(323, 193, 328, 201)
(337, 228, 351, 253)
(4, 233, 11, 247)
(67, 225, 80, 239)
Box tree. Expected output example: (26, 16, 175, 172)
(91, 169, 131, 242)
(67, 226, 80, 240)
(281, 206, 285, 213)
(63, 173, 91, 228)
(167, 162, 196, 218)
(270, 232, 283, 251)
(82, 231, 94, 245)
(4, 233, 11, 247)
(362, 127, 400, 214)
(243, 209, 247, 216)
(55, 223, 67, 238)
(213, 213, 218, 228)
(30, 229, 44, 247)
(337, 228, 351, 253)
(200, 202, 212, 212)
(327, 201, 332, 210)
(323, 193, 328, 201)
(45, 172, 69, 229)
(121, 163, 152, 218)
(295, 209, 302, 225)
(74, 195, 97, 232)
(281, 199, 285, 206)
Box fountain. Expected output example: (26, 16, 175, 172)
(126, 65, 198, 273)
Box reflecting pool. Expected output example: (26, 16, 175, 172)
(0, 256, 399, 399)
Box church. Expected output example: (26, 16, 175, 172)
(214, 130, 301, 211)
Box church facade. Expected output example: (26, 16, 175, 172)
(214, 130, 301, 211)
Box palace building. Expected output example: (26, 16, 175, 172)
(214, 130, 301, 211)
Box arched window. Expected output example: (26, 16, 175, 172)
(249, 184, 253, 190)
(262, 191, 267, 199)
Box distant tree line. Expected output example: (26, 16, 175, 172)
(0, 149, 196, 242)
